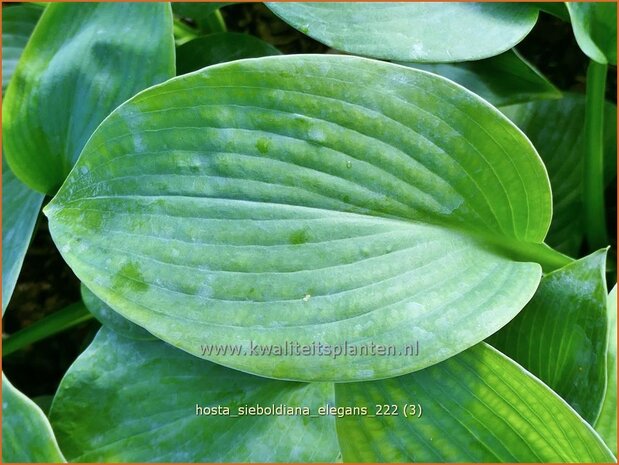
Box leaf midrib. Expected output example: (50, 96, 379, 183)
(48, 190, 569, 274)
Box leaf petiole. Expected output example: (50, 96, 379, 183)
(584, 60, 608, 250)
(173, 18, 199, 46)
(2, 301, 93, 357)
(202, 10, 227, 34)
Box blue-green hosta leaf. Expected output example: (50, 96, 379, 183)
(177, 33, 281, 75)
(2, 374, 65, 463)
(488, 250, 608, 424)
(3, 2, 175, 194)
(335, 343, 615, 462)
(49, 328, 339, 462)
(404, 50, 561, 106)
(266, 3, 538, 62)
(1, 4, 43, 94)
(501, 95, 617, 256)
(596, 285, 618, 455)
(567, 2, 617, 65)
(2, 6, 46, 311)
(2, 159, 44, 315)
(45, 55, 565, 382)
(81, 283, 154, 341)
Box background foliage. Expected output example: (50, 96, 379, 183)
(2, 2, 617, 463)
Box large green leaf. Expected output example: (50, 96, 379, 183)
(266, 3, 538, 62)
(45, 55, 567, 382)
(81, 283, 154, 341)
(1, 4, 43, 94)
(176, 33, 281, 75)
(335, 343, 615, 462)
(3, 2, 175, 194)
(2, 374, 65, 463)
(501, 95, 617, 256)
(49, 327, 339, 462)
(567, 2, 617, 65)
(2, 159, 44, 314)
(488, 250, 608, 424)
(596, 285, 618, 455)
(404, 49, 561, 106)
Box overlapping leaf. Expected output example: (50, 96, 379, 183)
(176, 33, 280, 75)
(501, 95, 617, 256)
(2, 5, 45, 314)
(49, 328, 339, 462)
(3, 2, 175, 194)
(2, 159, 43, 314)
(404, 50, 561, 106)
(596, 285, 618, 455)
(266, 3, 539, 62)
(567, 2, 617, 65)
(46, 55, 566, 382)
(1, 4, 43, 94)
(335, 344, 615, 463)
(488, 250, 609, 423)
(81, 284, 153, 341)
(2, 374, 65, 463)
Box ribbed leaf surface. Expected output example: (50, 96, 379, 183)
(81, 284, 154, 341)
(335, 344, 615, 462)
(502, 95, 617, 256)
(489, 250, 609, 424)
(46, 55, 560, 382)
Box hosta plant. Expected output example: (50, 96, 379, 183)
(1, 2, 617, 463)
